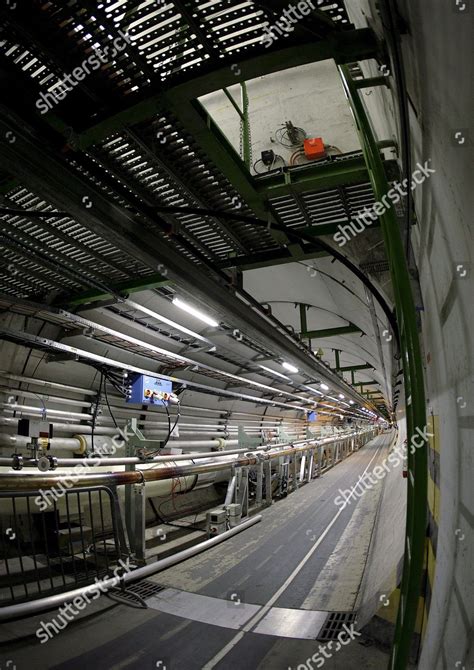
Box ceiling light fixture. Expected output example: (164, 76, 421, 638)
(172, 298, 219, 327)
(303, 385, 324, 396)
(282, 362, 299, 374)
(259, 365, 291, 380)
(320, 383, 329, 391)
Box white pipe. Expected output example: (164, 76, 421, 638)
(0, 371, 96, 396)
(0, 388, 92, 408)
(0, 433, 83, 453)
(0, 432, 238, 454)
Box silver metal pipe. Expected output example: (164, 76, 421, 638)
(0, 387, 92, 408)
(0, 515, 262, 621)
(0, 434, 83, 453)
(0, 431, 364, 469)
(0, 433, 375, 487)
(0, 371, 96, 396)
(224, 474, 237, 506)
(0, 441, 290, 468)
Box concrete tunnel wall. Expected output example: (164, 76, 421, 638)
(346, 1, 474, 667)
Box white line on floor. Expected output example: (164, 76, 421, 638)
(202, 439, 384, 669)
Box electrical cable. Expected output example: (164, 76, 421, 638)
(103, 378, 119, 429)
(290, 149, 307, 166)
(275, 124, 306, 148)
(148, 497, 205, 533)
(90, 372, 103, 454)
(253, 154, 286, 174)
(137, 203, 399, 346)
(144, 399, 180, 456)
(382, 0, 413, 258)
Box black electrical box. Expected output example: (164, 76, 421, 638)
(261, 150, 275, 166)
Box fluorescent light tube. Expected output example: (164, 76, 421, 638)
(282, 362, 299, 373)
(172, 298, 219, 327)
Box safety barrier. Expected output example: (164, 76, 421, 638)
(0, 428, 377, 616)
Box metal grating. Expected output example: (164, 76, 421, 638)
(112, 579, 166, 605)
(316, 611, 358, 641)
(0, 1, 353, 107)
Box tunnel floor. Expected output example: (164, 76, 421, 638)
(1, 434, 403, 669)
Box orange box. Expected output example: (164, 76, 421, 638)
(304, 137, 326, 159)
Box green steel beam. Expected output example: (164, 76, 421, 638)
(164, 96, 293, 248)
(353, 381, 379, 387)
(71, 29, 378, 150)
(354, 76, 390, 89)
(299, 304, 308, 335)
(338, 65, 427, 670)
(219, 248, 328, 271)
(302, 324, 362, 338)
(255, 155, 369, 197)
(223, 87, 244, 119)
(334, 348, 341, 372)
(339, 363, 373, 372)
(62, 273, 171, 306)
(298, 218, 381, 237)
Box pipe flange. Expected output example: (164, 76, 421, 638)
(11, 454, 23, 471)
(215, 438, 226, 451)
(37, 456, 51, 472)
(73, 434, 88, 455)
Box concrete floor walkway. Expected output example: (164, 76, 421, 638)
(1, 433, 403, 670)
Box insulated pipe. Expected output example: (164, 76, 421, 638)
(0, 435, 240, 461)
(0, 437, 363, 490)
(0, 372, 311, 423)
(0, 432, 363, 469)
(0, 435, 321, 469)
(0, 515, 262, 622)
(0, 433, 85, 454)
(0, 443, 280, 468)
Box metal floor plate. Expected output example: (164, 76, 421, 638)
(144, 586, 352, 640)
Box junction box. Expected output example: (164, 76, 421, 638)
(304, 137, 326, 159)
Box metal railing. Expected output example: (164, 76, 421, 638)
(338, 64, 428, 670)
(0, 486, 127, 606)
(0, 428, 377, 616)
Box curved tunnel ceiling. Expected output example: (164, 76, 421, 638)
(0, 0, 395, 422)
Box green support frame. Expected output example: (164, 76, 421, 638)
(338, 65, 427, 670)
(303, 324, 362, 339)
(62, 273, 170, 306)
(339, 363, 373, 372)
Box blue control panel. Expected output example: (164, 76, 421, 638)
(126, 374, 173, 406)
